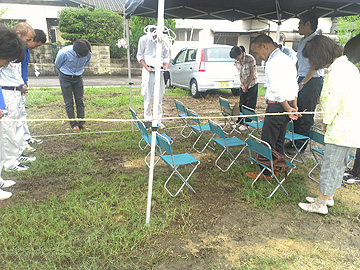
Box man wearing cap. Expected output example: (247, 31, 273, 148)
(55, 39, 92, 133)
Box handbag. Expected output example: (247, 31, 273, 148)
(255, 148, 289, 173)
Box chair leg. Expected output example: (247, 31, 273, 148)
(192, 133, 215, 153)
(180, 124, 194, 138)
(214, 145, 246, 172)
(164, 163, 199, 197)
(307, 161, 320, 184)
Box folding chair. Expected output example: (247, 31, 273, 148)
(242, 105, 264, 139)
(284, 120, 310, 163)
(156, 133, 200, 197)
(247, 134, 296, 199)
(307, 126, 354, 184)
(208, 119, 247, 172)
(129, 106, 172, 167)
(174, 99, 193, 138)
(185, 108, 215, 153)
(219, 96, 241, 135)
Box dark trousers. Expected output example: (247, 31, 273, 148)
(353, 149, 360, 177)
(261, 103, 290, 155)
(294, 76, 323, 148)
(238, 83, 258, 123)
(59, 72, 85, 128)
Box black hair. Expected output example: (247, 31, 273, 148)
(229, 46, 242, 59)
(299, 11, 318, 31)
(73, 39, 91, 57)
(34, 29, 47, 43)
(0, 24, 25, 62)
(344, 34, 360, 65)
(252, 34, 274, 45)
(239, 45, 245, 53)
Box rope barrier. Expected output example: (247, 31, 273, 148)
(0, 110, 335, 124)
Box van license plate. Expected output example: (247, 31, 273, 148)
(217, 81, 229, 88)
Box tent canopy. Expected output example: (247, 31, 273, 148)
(127, 0, 360, 21)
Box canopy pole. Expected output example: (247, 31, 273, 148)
(146, 0, 165, 225)
(125, 18, 134, 132)
(274, 0, 282, 43)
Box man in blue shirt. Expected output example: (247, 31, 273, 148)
(55, 39, 92, 133)
(21, 29, 47, 152)
(286, 11, 324, 155)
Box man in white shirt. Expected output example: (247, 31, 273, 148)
(0, 22, 36, 172)
(246, 34, 299, 179)
(136, 27, 170, 128)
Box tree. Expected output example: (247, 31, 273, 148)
(336, 15, 360, 46)
(129, 16, 176, 53)
(58, 7, 123, 44)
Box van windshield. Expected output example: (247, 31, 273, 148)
(205, 47, 233, 62)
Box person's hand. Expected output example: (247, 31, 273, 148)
(288, 107, 301, 120)
(145, 66, 154, 72)
(241, 83, 248, 93)
(21, 84, 28, 94)
(322, 123, 327, 133)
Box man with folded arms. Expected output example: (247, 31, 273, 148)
(246, 34, 299, 179)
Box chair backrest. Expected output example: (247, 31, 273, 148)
(247, 135, 273, 161)
(129, 106, 138, 120)
(309, 128, 325, 146)
(137, 119, 150, 138)
(156, 133, 173, 155)
(175, 99, 186, 116)
(185, 108, 201, 126)
(219, 97, 231, 116)
(208, 119, 225, 139)
(242, 105, 258, 122)
(286, 120, 294, 133)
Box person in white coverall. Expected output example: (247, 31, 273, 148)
(136, 29, 170, 128)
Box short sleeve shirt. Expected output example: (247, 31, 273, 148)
(234, 53, 259, 88)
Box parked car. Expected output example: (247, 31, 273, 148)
(168, 45, 241, 98)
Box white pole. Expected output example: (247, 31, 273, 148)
(275, 22, 281, 43)
(125, 18, 134, 132)
(146, 0, 165, 225)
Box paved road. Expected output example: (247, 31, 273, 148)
(28, 67, 265, 88)
(28, 75, 143, 88)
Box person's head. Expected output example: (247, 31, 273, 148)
(13, 22, 35, 47)
(0, 24, 25, 68)
(344, 34, 360, 65)
(73, 39, 91, 57)
(27, 29, 47, 50)
(251, 34, 276, 62)
(298, 11, 318, 36)
(229, 46, 244, 60)
(302, 35, 342, 70)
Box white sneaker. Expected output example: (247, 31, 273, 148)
(24, 143, 36, 153)
(0, 180, 16, 188)
(5, 164, 29, 172)
(306, 196, 334, 207)
(0, 189, 12, 200)
(239, 125, 248, 132)
(299, 202, 328, 215)
(17, 154, 36, 163)
(27, 138, 43, 144)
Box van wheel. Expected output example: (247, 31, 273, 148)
(231, 88, 240, 96)
(190, 79, 200, 98)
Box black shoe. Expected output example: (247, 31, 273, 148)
(286, 147, 305, 155)
(284, 141, 294, 149)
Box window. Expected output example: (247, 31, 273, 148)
(175, 50, 187, 64)
(214, 34, 238, 46)
(175, 29, 200, 41)
(185, 49, 197, 62)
